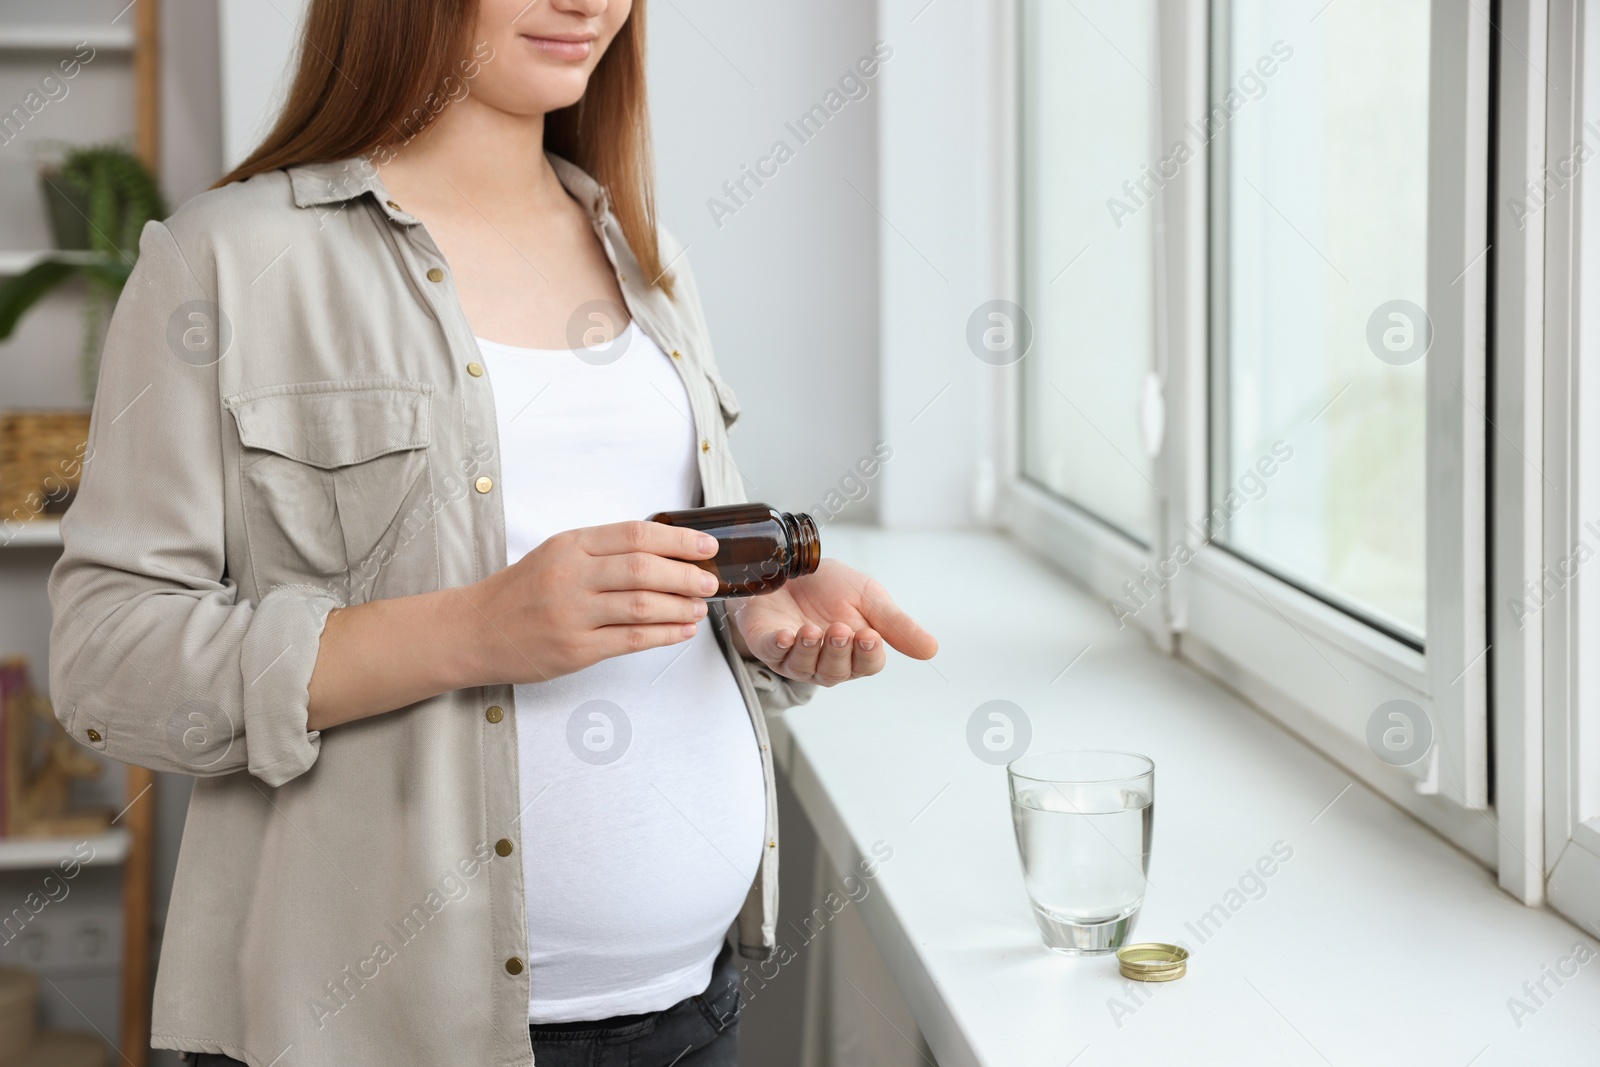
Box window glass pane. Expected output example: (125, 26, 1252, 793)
(1213, 0, 1429, 639)
(1019, 0, 1157, 544)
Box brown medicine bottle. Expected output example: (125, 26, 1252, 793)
(648, 503, 821, 598)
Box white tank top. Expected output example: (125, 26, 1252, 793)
(475, 322, 766, 1024)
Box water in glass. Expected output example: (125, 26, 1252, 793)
(1008, 751, 1154, 954)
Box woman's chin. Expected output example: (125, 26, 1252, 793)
(500, 75, 592, 117)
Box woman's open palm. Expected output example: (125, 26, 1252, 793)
(729, 558, 938, 686)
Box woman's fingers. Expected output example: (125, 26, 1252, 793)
(774, 622, 871, 685)
(766, 625, 886, 684)
(777, 623, 826, 678)
(858, 584, 939, 659)
(590, 590, 707, 627)
(594, 553, 720, 597)
(577, 519, 720, 561)
(850, 628, 886, 678)
(742, 621, 797, 663)
(594, 621, 702, 658)
(814, 622, 856, 684)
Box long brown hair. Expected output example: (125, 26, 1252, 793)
(216, 0, 670, 292)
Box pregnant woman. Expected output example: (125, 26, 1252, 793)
(47, 2, 936, 1065)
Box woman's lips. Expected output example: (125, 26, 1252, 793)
(523, 35, 594, 61)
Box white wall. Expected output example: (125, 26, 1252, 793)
(647, 0, 883, 523)
(218, 0, 308, 171)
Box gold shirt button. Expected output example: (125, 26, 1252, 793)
(426, 267, 445, 283)
(485, 705, 504, 723)
(495, 838, 514, 857)
(85, 729, 102, 743)
(467, 361, 484, 377)
(475, 476, 493, 494)
(700, 439, 711, 454)
(505, 957, 524, 975)
(768, 839, 777, 849)
(670, 349, 682, 360)
(386, 199, 402, 211)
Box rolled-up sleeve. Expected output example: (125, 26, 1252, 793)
(48, 220, 336, 786)
(746, 663, 815, 716)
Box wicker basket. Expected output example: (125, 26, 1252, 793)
(0, 410, 91, 522)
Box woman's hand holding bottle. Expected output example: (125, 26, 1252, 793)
(310, 524, 935, 730)
(462, 520, 722, 685)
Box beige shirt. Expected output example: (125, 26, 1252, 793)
(47, 154, 810, 1067)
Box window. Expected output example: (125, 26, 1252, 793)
(1197, 0, 1490, 816)
(1006, 0, 1517, 891)
(1211, 0, 1430, 642)
(1017, 0, 1159, 546)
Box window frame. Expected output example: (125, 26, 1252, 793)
(1197, 0, 1490, 810)
(998, 0, 1178, 643)
(1008, 0, 1168, 624)
(999, 0, 1564, 910)
(1542, 0, 1600, 920)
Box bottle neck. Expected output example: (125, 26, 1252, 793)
(782, 512, 821, 579)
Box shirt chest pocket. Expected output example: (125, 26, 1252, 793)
(225, 380, 438, 604)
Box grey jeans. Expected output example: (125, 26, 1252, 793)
(187, 941, 742, 1067)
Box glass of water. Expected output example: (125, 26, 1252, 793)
(1008, 749, 1154, 954)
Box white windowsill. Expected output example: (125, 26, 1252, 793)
(774, 527, 1597, 1067)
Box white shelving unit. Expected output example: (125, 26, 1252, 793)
(1, 520, 63, 548)
(0, 25, 136, 53)
(0, 828, 129, 871)
(0, 250, 110, 276)
(0, 5, 162, 1060)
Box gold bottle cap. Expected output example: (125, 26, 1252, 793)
(1116, 943, 1188, 982)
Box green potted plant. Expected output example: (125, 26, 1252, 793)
(0, 143, 167, 400)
